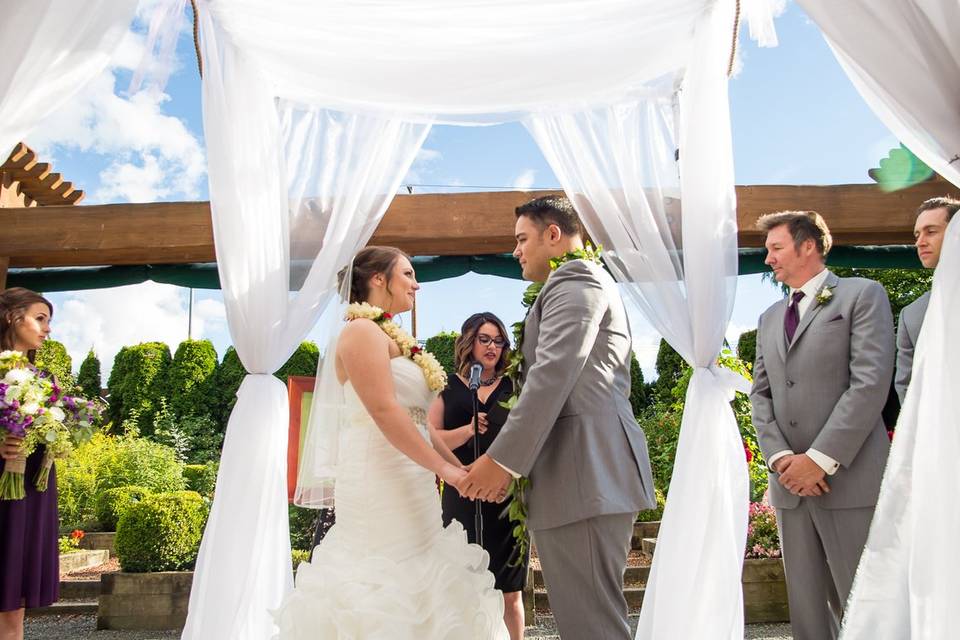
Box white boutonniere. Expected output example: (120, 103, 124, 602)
(815, 285, 835, 306)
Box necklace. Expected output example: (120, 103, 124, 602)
(479, 375, 498, 387)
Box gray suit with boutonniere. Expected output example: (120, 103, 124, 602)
(487, 258, 655, 640)
(751, 270, 894, 640)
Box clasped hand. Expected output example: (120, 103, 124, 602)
(775, 453, 830, 497)
(457, 454, 511, 503)
(1, 435, 24, 460)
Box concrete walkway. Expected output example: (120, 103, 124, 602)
(27, 614, 793, 639)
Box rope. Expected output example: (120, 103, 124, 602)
(728, 0, 742, 78)
(190, 0, 202, 78)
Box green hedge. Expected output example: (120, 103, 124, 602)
(107, 342, 172, 433)
(115, 491, 209, 572)
(76, 349, 102, 399)
(95, 485, 152, 531)
(424, 332, 458, 376)
(35, 339, 75, 391)
(629, 352, 647, 416)
(637, 487, 666, 522)
(183, 462, 218, 497)
(168, 340, 219, 419)
(211, 346, 246, 431)
(275, 342, 320, 381)
(289, 504, 320, 552)
(652, 339, 689, 405)
(736, 330, 757, 372)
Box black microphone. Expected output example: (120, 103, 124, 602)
(468, 363, 483, 390)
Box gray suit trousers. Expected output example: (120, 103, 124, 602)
(777, 500, 874, 640)
(533, 513, 635, 640)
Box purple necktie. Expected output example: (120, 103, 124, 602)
(784, 290, 805, 343)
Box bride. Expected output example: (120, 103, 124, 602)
(274, 246, 509, 639)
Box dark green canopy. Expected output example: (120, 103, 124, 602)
(8, 245, 922, 293)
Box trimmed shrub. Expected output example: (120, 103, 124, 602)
(95, 485, 152, 531)
(106, 342, 172, 433)
(211, 347, 246, 432)
(97, 434, 185, 495)
(424, 332, 458, 376)
(168, 340, 219, 419)
(637, 487, 666, 523)
(629, 353, 647, 416)
(183, 462, 218, 497)
(292, 549, 310, 571)
(35, 339, 75, 391)
(653, 339, 689, 404)
(275, 341, 321, 382)
(736, 329, 758, 371)
(116, 491, 209, 572)
(76, 349, 102, 399)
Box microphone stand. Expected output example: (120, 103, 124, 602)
(469, 364, 484, 547)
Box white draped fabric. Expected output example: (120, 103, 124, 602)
(173, 0, 781, 636)
(181, 11, 429, 639)
(0, 0, 137, 159)
(796, 1, 960, 637)
(526, 7, 749, 638)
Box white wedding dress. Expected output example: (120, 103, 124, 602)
(274, 358, 509, 639)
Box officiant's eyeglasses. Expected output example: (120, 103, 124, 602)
(476, 335, 507, 348)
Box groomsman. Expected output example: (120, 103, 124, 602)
(895, 196, 959, 402)
(750, 211, 894, 640)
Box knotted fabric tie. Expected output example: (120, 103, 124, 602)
(784, 290, 805, 343)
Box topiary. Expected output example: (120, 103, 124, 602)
(35, 339, 75, 391)
(95, 485, 153, 531)
(275, 341, 321, 382)
(211, 346, 247, 432)
(629, 352, 647, 417)
(76, 349, 102, 399)
(424, 332, 458, 376)
(115, 491, 209, 572)
(736, 329, 758, 371)
(183, 462, 218, 497)
(167, 340, 219, 420)
(653, 339, 689, 405)
(106, 342, 172, 433)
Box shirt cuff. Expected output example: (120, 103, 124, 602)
(492, 458, 521, 479)
(767, 450, 794, 472)
(806, 448, 840, 475)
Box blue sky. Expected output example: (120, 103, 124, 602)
(25, 1, 897, 380)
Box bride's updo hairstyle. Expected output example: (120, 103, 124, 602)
(340, 246, 410, 304)
(0, 287, 53, 359)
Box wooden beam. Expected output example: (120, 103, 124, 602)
(0, 257, 8, 290)
(0, 181, 954, 268)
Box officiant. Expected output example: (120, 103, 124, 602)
(427, 312, 527, 640)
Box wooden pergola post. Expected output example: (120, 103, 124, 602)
(0, 143, 84, 291)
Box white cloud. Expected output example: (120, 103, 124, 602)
(511, 169, 536, 191)
(51, 283, 227, 378)
(405, 147, 442, 185)
(26, 27, 205, 204)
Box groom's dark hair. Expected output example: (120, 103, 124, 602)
(516, 195, 583, 237)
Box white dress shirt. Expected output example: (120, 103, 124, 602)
(767, 268, 841, 476)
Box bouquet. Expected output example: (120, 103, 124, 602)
(0, 350, 101, 500)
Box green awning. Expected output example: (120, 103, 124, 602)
(7, 245, 923, 293)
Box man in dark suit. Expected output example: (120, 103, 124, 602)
(751, 211, 895, 640)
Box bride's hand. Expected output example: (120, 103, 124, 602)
(438, 462, 467, 491)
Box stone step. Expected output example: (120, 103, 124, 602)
(26, 599, 98, 617)
(58, 550, 109, 574)
(631, 521, 660, 549)
(59, 579, 101, 600)
(640, 537, 657, 554)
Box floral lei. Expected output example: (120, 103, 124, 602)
(345, 303, 447, 392)
(500, 243, 603, 563)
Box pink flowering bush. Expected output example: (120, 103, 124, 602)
(745, 502, 781, 559)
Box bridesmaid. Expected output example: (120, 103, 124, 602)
(0, 288, 58, 640)
(427, 312, 529, 640)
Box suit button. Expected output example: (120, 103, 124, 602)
(786, 380, 794, 388)
(789, 420, 798, 427)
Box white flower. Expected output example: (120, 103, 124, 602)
(48, 406, 66, 422)
(21, 402, 40, 415)
(4, 368, 34, 385)
(815, 285, 835, 306)
(345, 302, 385, 321)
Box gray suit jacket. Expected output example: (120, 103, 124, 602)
(487, 259, 656, 531)
(750, 272, 894, 510)
(895, 290, 930, 403)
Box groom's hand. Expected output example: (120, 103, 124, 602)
(460, 454, 511, 502)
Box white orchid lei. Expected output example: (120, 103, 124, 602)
(345, 303, 447, 392)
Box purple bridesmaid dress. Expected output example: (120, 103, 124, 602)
(0, 448, 60, 611)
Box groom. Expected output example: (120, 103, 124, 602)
(461, 195, 655, 640)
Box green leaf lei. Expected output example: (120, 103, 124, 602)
(499, 243, 603, 564)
